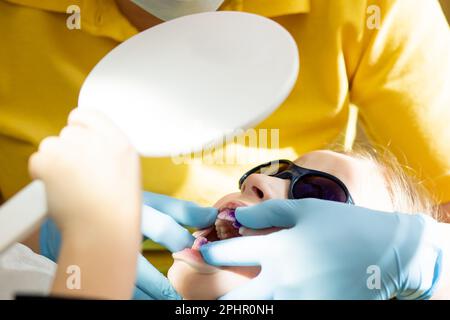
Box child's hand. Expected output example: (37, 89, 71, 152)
(29, 108, 141, 238)
(29, 108, 142, 299)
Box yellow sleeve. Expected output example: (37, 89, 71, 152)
(350, 0, 450, 203)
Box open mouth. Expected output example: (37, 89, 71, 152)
(171, 201, 249, 273)
(191, 201, 247, 250)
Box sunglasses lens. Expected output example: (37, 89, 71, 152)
(292, 176, 348, 203)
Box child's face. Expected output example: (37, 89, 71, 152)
(167, 150, 394, 299)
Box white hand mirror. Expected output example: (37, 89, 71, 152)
(0, 11, 299, 252)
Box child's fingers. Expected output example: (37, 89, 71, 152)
(29, 137, 61, 180)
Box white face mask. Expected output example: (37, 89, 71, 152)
(131, 0, 226, 21)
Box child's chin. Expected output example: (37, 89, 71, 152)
(167, 260, 259, 300)
(167, 260, 224, 300)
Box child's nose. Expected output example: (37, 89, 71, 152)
(241, 173, 289, 200)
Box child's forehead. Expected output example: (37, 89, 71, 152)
(293, 150, 379, 181)
(294, 150, 357, 167)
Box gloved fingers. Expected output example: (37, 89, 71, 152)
(200, 235, 267, 267)
(133, 286, 156, 300)
(143, 191, 217, 228)
(142, 205, 195, 252)
(219, 273, 273, 300)
(235, 199, 301, 229)
(135, 254, 182, 300)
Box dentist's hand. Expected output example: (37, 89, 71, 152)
(200, 199, 443, 300)
(141, 192, 218, 252)
(134, 193, 218, 299)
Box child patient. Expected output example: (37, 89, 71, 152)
(167, 149, 439, 300)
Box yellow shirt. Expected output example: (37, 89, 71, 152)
(1, 0, 449, 204)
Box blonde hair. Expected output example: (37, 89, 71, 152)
(332, 144, 442, 220)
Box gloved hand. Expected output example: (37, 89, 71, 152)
(40, 192, 218, 300)
(141, 191, 217, 252)
(200, 199, 443, 300)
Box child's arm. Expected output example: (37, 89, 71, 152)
(51, 218, 139, 299)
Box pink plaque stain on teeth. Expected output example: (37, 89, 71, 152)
(215, 208, 242, 240)
(217, 208, 242, 229)
(192, 236, 208, 250)
(190, 205, 245, 246)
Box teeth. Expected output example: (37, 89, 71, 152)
(192, 236, 208, 250)
(217, 208, 242, 229)
(215, 209, 241, 240)
(217, 208, 236, 221)
(193, 227, 213, 238)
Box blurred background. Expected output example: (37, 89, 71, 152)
(441, 0, 450, 23)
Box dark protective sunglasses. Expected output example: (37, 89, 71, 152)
(239, 159, 354, 204)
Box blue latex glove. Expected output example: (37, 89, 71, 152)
(141, 191, 217, 252)
(40, 191, 218, 300)
(200, 199, 443, 300)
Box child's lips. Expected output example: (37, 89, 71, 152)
(172, 235, 219, 274)
(172, 248, 220, 274)
(172, 202, 247, 274)
(171, 227, 215, 273)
